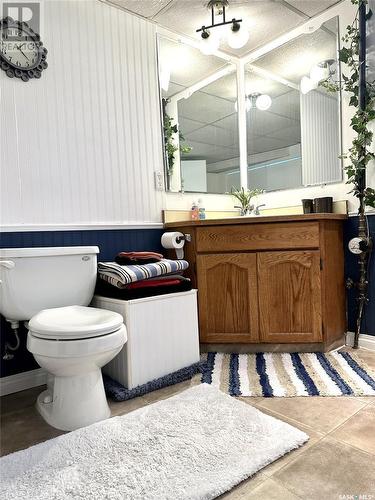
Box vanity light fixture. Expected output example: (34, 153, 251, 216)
(310, 59, 335, 83)
(300, 59, 335, 94)
(197, 0, 249, 54)
(300, 75, 318, 95)
(235, 93, 272, 112)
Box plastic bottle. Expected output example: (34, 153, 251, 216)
(191, 201, 199, 220)
(198, 199, 206, 220)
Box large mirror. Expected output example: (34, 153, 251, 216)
(158, 16, 342, 194)
(158, 37, 239, 194)
(246, 17, 342, 192)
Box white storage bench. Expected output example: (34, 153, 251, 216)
(92, 290, 200, 389)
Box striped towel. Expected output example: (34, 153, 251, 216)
(98, 259, 189, 288)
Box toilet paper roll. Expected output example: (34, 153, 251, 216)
(161, 232, 185, 260)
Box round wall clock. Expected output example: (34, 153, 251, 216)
(0, 16, 48, 82)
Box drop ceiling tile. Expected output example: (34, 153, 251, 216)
(271, 90, 301, 121)
(109, 0, 173, 18)
(202, 69, 237, 101)
(163, 81, 185, 99)
(178, 91, 235, 123)
(182, 140, 239, 164)
(179, 117, 207, 134)
(254, 20, 338, 84)
(213, 113, 238, 132)
(284, 1, 340, 18)
(266, 125, 301, 143)
(247, 111, 296, 136)
(185, 123, 239, 148)
(248, 136, 287, 155)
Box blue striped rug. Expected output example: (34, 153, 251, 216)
(201, 352, 375, 397)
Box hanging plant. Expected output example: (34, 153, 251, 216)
(320, 0, 375, 208)
(162, 100, 192, 177)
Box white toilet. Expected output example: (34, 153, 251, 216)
(0, 246, 127, 431)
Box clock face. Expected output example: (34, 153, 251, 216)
(0, 38, 40, 69)
(0, 18, 47, 81)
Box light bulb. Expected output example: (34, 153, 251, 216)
(227, 26, 249, 49)
(310, 64, 329, 83)
(256, 94, 272, 111)
(199, 32, 220, 55)
(300, 76, 317, 95)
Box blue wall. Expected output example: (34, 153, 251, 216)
(0, 228, 163, 377)
(344, 214, 375, 336)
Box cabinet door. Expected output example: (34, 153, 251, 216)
(197, 253, 259, 343)
(258, 251, 322, 343)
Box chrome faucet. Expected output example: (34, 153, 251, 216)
(254, 204, 266, 216)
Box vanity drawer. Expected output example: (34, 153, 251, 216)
(196, 222, 320, 252)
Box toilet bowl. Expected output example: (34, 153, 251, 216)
(27, 305, 127, 431)
(0, 246, 127, 431)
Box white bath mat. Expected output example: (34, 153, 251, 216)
(0, 385, 308, 500)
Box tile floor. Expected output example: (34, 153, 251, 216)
(1, 347, 375, 499)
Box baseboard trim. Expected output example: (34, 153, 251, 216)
(346, 332, 375, 351)
(0, 368, 47, 396)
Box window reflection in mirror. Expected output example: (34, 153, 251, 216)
(246, 16, 342, 192)
(158, 37, 239, 194)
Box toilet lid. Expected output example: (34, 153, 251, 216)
(28, 305, 124, 339)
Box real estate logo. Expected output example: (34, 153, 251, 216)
(1, 2, 40, 40)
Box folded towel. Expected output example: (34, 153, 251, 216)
(95, 277, 192, 301)
(126, 278, 182, 290)
(115, 251, 164, 265)
(97, 259, 189, 288)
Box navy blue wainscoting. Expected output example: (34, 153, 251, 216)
(344, 214, 375, 336)
(0, 228, 163, 377)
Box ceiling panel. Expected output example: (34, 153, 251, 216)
(284, 1, 341, 18)
(182, 140, 239, 164)
(266, 125, 301, 143)
(202, 70, 237, 101)
(108, 0, 173, 18)
(248, 136, 287, 154)
(253, 20, 338, 83)
(247, 110, 297, 136)
(163, 81, 185, 99)
(270, 91, 301, 121)
(179, 116, 207, 134)
(213, 113, 238, 132)
(178, 92, 234, 123)
(185, 123, 239, 148)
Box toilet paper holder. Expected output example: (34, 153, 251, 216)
(176, 234, 191, 244)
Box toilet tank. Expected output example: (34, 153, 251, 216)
(0, 246, 99, 322)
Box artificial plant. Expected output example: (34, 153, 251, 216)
(231, 187, 264, 215)
(162, 103, 192, 177)
(321, 0, 375, 208)
(321, 0, 374, 348)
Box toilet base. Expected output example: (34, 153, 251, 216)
(36, 369, 111, 431)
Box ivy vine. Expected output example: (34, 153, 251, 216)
(162, 99, 192, 177)
(321, 0, 375, 208)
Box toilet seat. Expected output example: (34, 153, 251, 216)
(28, 305, 124, 340)
(27, 325, 127, 358)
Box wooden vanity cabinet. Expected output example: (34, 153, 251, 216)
(164, 215, 347, 351)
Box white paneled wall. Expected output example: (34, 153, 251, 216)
(300, 90, 341, 187)
(0, 0, 164, 228)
